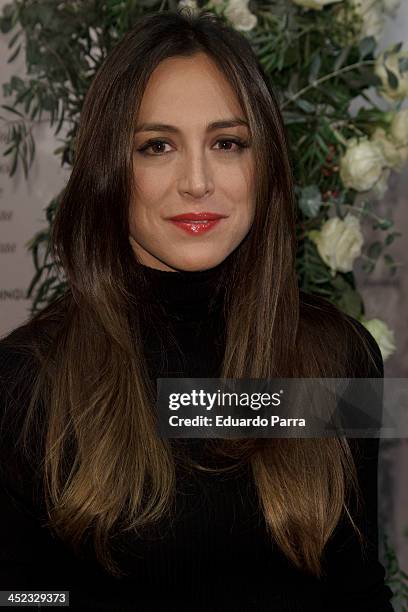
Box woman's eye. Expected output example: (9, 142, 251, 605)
(137, 138, 249, 156)
(139, 140, 172, 155)
(213, 139, 248, 152)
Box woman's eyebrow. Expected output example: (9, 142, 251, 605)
(134, 118, 249, 134)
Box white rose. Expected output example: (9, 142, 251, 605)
(340, 138, 386, 192)
(361, 318, 396, 361)
(374, 48, 408, 102)
(292, 0, 342, 9)
(390, 108, 408, 145)
(334, 0, 383, 43)
(371, 167, 390, 199)
(310, 213, 364, 275)
(350, 0, 384, 42)
(178, 0, 199, 11)
(389, 108, 408, 167)
(224, 0, 257, 31)
(371, 127, 404, 170)
(390, 108, 408, 146)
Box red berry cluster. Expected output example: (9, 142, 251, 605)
(321, 144, 339, 177)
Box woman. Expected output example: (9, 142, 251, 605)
(0, 8, 394, 611)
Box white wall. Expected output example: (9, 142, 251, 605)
(0, 0, 69, 335)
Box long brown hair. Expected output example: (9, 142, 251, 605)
(1, 8, 382, 580)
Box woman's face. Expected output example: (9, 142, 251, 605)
(129, 52, 255, 272)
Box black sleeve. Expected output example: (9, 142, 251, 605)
(0, 343, 68, 592)
(0, 340, 140, 610)
(320, 317, 395, 611)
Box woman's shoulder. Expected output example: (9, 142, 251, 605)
(0, 320, 52, 398)
(0, 297, 69, 483)
(0, 323, 49, 515)
(0, 324, 41, 413)
(0, 294, 69, 432)
(299, 289, 384, 378)
(0, 292, 69, 370)
(342, 313, 383, 378)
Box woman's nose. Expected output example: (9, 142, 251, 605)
(177, 150, 214, 198)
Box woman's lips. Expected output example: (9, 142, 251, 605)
(169, 218, 223, 235)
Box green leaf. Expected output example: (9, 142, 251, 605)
(384, 254, 397, 275)
(42, 96, 55, 112)
(385, 231, 402, 246)
(287, 72, 299, 96)
(358, 36, 376, 59)
(384, 254, 395, 265)
(306, 229, 320, 244)
(15, 87, 32, 106)
(373, 218, 394, 230)
(281, 111, 308, 124)
(299, 185, 322, 218)
(8, 43, 21, 63)
(10, 75, 24, 91)
(293, 98, 315, 114)
(0, 16, 13, 34)
(10, 149, 18, 176)
(30, 103, 39, 120)
(388, 42, 403, 56)
(308, 53, 321, 84)
(1, 103, 24, 117)
(385, 67, 399, 90)
(334, 46, 351, 70)
(362, 260, 375, 274)
(359, 68, 383, 87)
(331, 275, 348, 290)
(368, 241, 382, 258)
(23, 90, 34, 114)
(283, 45, 298, 68)
(398, 56, 408, 74)
(315, 132, 329, 155)
(336, 286, 363, 319)
(8, 28, 22, 48)
(2, 144, 14, 156)
(1, 3, 15, 19)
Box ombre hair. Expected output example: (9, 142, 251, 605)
(1, 8, 382, 579)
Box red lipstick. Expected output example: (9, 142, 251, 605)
(168, 212, 227, 236)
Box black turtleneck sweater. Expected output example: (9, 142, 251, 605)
(0, 263, 395, 611)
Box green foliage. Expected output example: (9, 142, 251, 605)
(383, 531, 408, 612)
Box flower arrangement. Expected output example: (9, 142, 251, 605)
(1, 0, 405, 363)
(180, 0, 406, 362)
